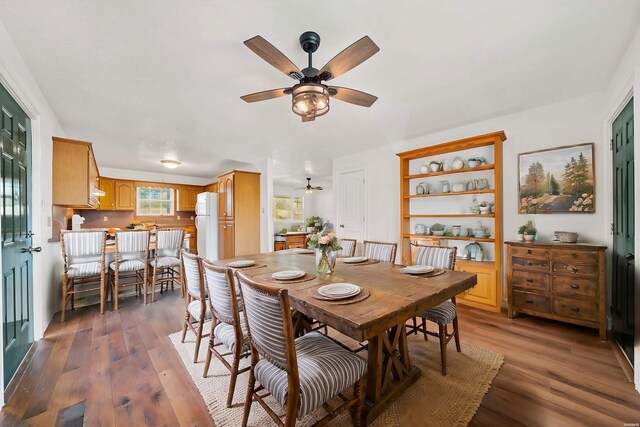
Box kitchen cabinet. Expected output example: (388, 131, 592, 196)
(274, 233, 309, 251)
(52, 137, 100, 208)
(274, 241, 286, 251)
(219, 222, 235, 259)
(217, 170, 261, 257)
(455, 260, 497, 310)
(177, 185, 198, 211)
(98, 177, 115, 210)
(203, 182, 218, 193)
(115, 180, 135, 210)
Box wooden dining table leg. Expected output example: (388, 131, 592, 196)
(362, 322, 421, 426)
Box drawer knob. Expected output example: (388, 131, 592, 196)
(571, 266, 579, 273)
(527, 261, 533, 266)
(571, 307, 580, 312)
(527, 249, 532, 254)
(570, 284, 579, 289)
(526, 299, 534, 303)
(572, 253, 578, 258)
(526, 278, 534, 283)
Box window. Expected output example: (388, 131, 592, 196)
(273, 195, 304, 221)
(136, 187, 175, 216)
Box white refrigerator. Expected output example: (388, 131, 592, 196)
(195, 192, 219, 260)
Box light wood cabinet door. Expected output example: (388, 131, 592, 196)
(218, 175, 234, 220)
(98, 177, 115, 210)
(219, 222, 234, 259)
(189, 185, 200, 209)
(115, 180, 135, 211)
(177, 186, 192, 211)
(456, 264, 497, 308)
(52, 138, 98, 207)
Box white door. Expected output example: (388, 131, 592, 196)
(336, 169, 365, 241)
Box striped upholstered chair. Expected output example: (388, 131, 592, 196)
(411, 245, 460, 375)
(363, 240, 398, 263)
(149, 228, 185, 301)
(235, 271, 366, 427)
(180, 250, 211, 363)
(109, 230, 150, 309)
(338, 238, 357, 257)
(202, 261, 250, 407)
(60, 229, 107, 322)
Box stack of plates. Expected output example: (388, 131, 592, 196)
(272, 270, 306, 280)
(403, 265, 435, 275)
(317, 283, 361, 300)
(343, 256, 368, 264)
(227, 259, 255, 268)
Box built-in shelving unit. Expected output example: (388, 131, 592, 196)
(397, 130, 506, 312)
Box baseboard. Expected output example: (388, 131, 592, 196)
(609, 338, 634, 383)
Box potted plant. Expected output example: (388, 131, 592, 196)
(431, 223, 446, 236)
(523, 221, 537, 242)
(306, 216, 324, 233)
(307, 231, 342, 274)
(517, 225, 527, 241)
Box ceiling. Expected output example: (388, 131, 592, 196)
(1, 0, 638, 187)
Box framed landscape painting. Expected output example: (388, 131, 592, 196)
(518, 143, 595, 213)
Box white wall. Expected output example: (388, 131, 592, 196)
(99, 167, 213, 186)
(602, 24, 640, 391)
(272, 185, 335, 232)
(0, 18, 66, 395)
(334, 91, 607, 292)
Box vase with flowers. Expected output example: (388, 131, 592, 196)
(307, 231, 342, 274)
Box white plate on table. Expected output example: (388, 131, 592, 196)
(318, 283, 361, 299)
(272, 270, 306, 280)
(403, 265, 435, 275)
(343, 256, 368, 264)
(227, 260, 255, 268)
(293, 248, 314, 254)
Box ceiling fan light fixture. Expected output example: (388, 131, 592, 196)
(160, 159, 181, 169)
(305, 188, 313, 194)
(291, 83, 330, 120)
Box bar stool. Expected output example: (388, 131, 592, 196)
(109, 230, 150, 309)
(148, 228, 184, 301)
(60, 229, 107, 322)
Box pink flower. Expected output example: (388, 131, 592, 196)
(327, 232, 336, 239)
(319, 235, 330, 245)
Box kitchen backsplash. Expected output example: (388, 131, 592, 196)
(78, 209, 196, 229)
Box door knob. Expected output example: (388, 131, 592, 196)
(625, 253, 635, 261)
(27, 231, 35, 238)
(339, 224, 344, 228)
(21, 246, 42, 254)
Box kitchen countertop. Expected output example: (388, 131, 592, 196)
(274, 231, 310, 236)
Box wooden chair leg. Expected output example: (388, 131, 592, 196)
(227, 356, 240, 407)
(193, 317, 204, 363)
(439, 322, 447, 375)
(203, 347, 212, 379)
(422, 317, 428, 341)
(100, 272, 105, 315)
(412, 316, 417, 335)
(61, 277, 67, 323)
(151, 266, 157, 303)
(352, 378, 363, 427)
(142, 267, 148, 304)
(453, 316, 461, 352)
(241, 367, 256, 427)
(114, 272, 120, 311)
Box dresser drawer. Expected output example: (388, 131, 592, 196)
(512, 257, 549, 272)
(513, 290, 550, 313)
(553, 296, 598, 322)
(512, 270, 549, 293)
(552, 276, 598, 298)
(552, 250, 599, 264)
(511, 246, 550, 259)
(552, 262, 598, 276)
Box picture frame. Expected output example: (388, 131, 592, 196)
(517, 143, 595, 214)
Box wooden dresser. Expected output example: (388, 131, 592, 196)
(505, 241, 606, 339)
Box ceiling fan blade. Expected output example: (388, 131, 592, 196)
(302, 115, 315, 122)
(329, 86, 378, 107)
(319, 36, 379, 81)
(312, 186, 323, 190)
(241, 88, 291, 103)
(244, 36, 303, 79)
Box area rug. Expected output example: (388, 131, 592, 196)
(169, 324, 503, 427)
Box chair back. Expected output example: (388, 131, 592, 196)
(115, 230, 150, 262)
(363, 240, 398, 263)
(201, 261, 239, 325)
(182, 250, 205, 298)
(156, 229, 184, 258)
(339, 238, 357, 257)
(235, 271, 295, 371)
(413, 245, 457, 270)
(61, 229, 107, 265)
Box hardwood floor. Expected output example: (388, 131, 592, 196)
(1, 293, 638, 426)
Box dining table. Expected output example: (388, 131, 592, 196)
(212, 249, 477, 426)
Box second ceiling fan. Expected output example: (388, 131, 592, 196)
(241, 31, 380, 122)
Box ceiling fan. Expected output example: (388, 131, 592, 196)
(241, 31, 379, 122)
(296, 178, 323, 194)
